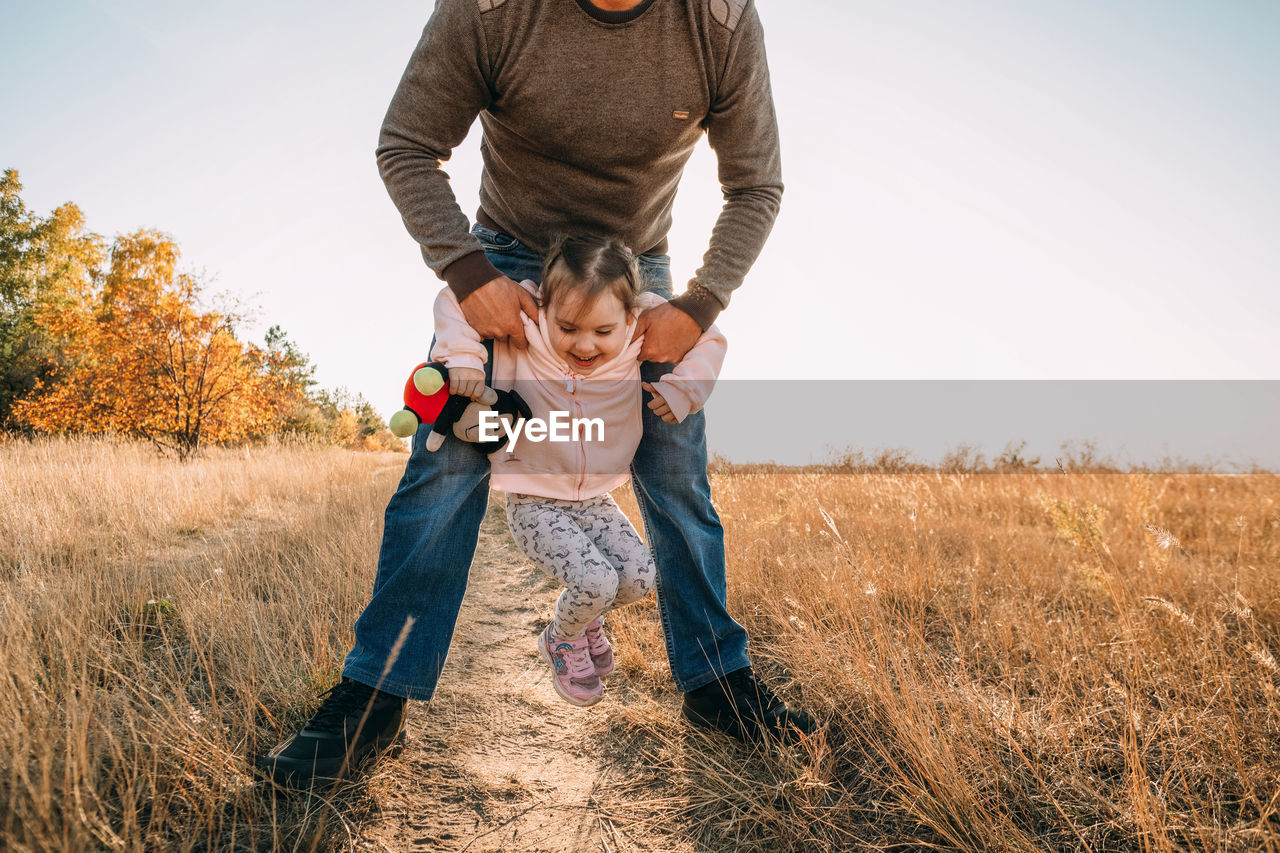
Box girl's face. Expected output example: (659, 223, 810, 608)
(546, 287, 630, 375)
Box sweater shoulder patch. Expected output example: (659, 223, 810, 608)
(477, 0, 507, 12)
(708, 0, 747, 31)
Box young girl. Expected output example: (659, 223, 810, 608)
(430, 235, 726, 707)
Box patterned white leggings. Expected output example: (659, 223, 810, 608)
(506, 492, 656, 639)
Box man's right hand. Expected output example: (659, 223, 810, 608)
(459, 276, 540, 350)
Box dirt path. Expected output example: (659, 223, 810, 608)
(353, 496, 695, 853)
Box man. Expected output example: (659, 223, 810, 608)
(263, 0, 814, 786)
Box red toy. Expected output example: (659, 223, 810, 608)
(389, 361, 451, 437)
(389, 361, 528, 453)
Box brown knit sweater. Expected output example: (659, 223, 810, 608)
(377, 0, 781, 329)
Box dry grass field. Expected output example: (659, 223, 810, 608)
(1, 437, 1277, 852)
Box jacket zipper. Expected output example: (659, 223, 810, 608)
(574, 396, 587, 499)
(561, 373, 590, 501)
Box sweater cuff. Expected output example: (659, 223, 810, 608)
(443, 251, 503, 302)
(669, 287, 723, 331)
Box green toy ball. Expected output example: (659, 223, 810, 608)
(389, 409, 420, 438)
(414, 366, 445, 396)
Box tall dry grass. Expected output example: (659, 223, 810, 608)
(608, 467, 1280, 851)
(3, 438, 1278, 851)
(0, 436, 403, 852)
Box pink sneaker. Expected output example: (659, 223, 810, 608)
(584, 616, 615, 678)
(538, 625, 604, 707)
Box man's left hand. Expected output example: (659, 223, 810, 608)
(634, 302, 702, 364)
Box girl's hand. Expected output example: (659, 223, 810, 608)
(449, 367, 489, 401)
(642, 382, 678, 424)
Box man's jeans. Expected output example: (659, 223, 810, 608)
(342, 224, 750, 698)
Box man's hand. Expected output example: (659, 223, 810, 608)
(459, 276, 540, 350)
(634, 301, 703, 364)
(641, 382, 679, 424)
(447, 367, 489, 401)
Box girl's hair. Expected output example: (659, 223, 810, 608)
(540, 234, 640, 321)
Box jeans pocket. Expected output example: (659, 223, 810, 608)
(471, 223, 521, 253)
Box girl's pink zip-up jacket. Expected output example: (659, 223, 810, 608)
(430, 280, 726, 501)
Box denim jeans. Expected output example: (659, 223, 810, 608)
(342, 223, 750, 698)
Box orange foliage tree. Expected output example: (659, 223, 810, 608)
(15, 230, 293, 459)
(1, 170, 105, 429)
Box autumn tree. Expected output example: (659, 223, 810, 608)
(257, 324, 321, 434)
(5, 173, 397, 454)
(310, 386, 400, 450)
(0, 169, 103, 429)
(243, 327, 397, 448)
(15, 230, 275, 458)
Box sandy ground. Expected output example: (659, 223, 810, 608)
(351, 496, 697, 853)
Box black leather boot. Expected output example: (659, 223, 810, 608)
(682, 667, 817, 743)
(261, 678, 406, 786)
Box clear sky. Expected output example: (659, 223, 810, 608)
(3, 1, 1279, 455)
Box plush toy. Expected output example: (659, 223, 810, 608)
(389, 361, 530, 453)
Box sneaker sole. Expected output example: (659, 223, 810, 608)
(537, 631, 604, 708)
